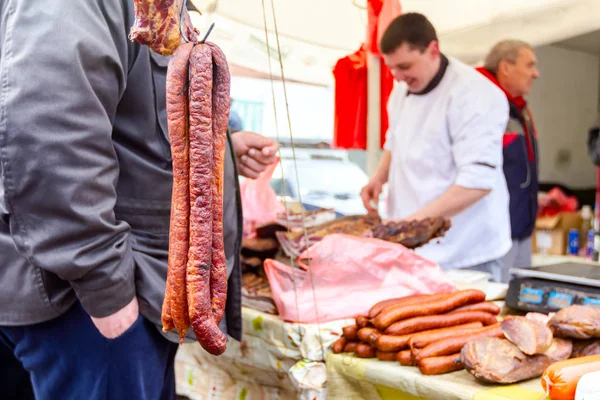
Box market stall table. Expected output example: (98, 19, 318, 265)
(532, 253, 595, 266)
(326, 352, 546, 400)
(174, 286, 506, 399)
(175, 306, 353, 400)
(175, 253, 597, 399)
(325, 254, 600, 400)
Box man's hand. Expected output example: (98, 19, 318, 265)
(361, 179, 383, 214)
(91, 297, 139, 339)
(232, 131, 279, 179)
(361, 151, 391, 215)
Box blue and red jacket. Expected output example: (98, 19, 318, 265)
(477, 67, 539, 240)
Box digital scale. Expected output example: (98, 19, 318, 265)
(506, 262, 600, 313)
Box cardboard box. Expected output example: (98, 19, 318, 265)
(532, 212, 583, 255)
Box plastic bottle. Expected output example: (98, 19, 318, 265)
(580, 205, 592, 255)
(593, 206, 600, 262)
(586, 230, 595, 260)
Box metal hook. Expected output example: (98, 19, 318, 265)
(179, 0, 190, 43)
(199, 22, 215, 44)
(352, 0, 367, 10)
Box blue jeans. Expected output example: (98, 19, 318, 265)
(0, 302, 178, 400)
(0, 341, 34, 400)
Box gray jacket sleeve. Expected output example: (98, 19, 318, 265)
(0, 0, 135, 318)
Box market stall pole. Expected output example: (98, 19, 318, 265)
(366, 0, 401, 177)
(332, 0, 399, 176)
(366, 54, 381, 178)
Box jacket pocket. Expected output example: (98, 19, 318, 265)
(104, 314, 145, 343)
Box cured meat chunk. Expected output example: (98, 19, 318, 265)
(501, 316, 553, 355)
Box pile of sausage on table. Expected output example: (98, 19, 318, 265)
(332, 290, 600, 400)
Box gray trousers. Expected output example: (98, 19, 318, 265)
(467, 237, 532, 283)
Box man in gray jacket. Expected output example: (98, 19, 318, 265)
(0, 0, 277, 398)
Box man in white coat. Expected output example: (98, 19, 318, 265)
(361, 13, 512, 281)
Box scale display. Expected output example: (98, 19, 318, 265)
(506, 262, 600, 313)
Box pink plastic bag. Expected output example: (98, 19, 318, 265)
(264, 233, 457, 324)
(239, 158, 286, 238)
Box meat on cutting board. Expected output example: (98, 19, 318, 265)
(570, 339, 600, 358)
(524, 312, 553, 325)
(548, 305, 600, 340)
(461, 337, 571, 384)
(276, 214, 381, 257)
(371, 217, 451, 248)
(544, 338, 573, 363)
(501, 316, 553, 355)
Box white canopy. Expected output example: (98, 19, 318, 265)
(190, 0, 600, 86)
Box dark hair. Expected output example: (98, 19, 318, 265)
(379, 13, 438, 55)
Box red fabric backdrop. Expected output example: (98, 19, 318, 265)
(332, 0, 401, 150)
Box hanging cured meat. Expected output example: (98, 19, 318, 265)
(131, 0, 230, 355)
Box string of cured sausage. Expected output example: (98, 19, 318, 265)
(186, 42, 228, 355)
(130, 0, 326, 358)
(131, 0, 230, 355)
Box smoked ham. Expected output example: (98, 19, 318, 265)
(501, 316, 553, 355)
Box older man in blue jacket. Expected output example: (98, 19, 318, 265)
(477, 40, 540, 282)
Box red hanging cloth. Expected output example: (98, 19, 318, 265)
(332, 47, 394, 150)
(332, 0, 400, 150)
(366, 0, 402, 56)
